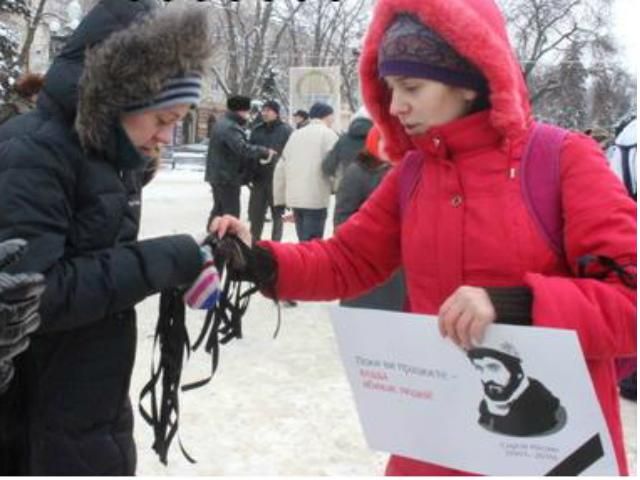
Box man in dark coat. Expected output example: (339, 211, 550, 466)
(468, 346, 565, 437)
(205, 95, 273, 226)
(248, 100, 293, 241)
(0, 1, 213, 474)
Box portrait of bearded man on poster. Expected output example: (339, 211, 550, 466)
(467, 342, 567, 437)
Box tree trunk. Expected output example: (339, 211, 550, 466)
(17, 0, 47, 70)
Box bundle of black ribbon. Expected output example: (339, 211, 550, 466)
(139, 234, 277, 465)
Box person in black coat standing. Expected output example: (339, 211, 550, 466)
(322, 114, 373, 190)
(248, 101, 293, 241)
(205, 96, 274, 226)
(0, 2, 216, 474)
(334, 127, 405, 311)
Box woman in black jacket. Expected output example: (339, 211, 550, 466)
(0, 1, 214, 474)
(334, 127, 405, 311)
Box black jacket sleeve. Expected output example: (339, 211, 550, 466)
(322, 135, 343, 177)
(334, 162, 369, 227)
(0, 141, 203, 334)
(224, 125, 269, 163)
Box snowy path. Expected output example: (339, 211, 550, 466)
(132, 168, 636, 475)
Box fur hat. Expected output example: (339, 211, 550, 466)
(309, 102, 334, 119)
(76, 5, 213, 151)
(227, 95, 252, 112)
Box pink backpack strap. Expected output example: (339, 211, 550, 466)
(398, 150, 424, 217)
(520, 122, 569, 257)
(522, 123, 635, 381)
(397, 151, 424, 313)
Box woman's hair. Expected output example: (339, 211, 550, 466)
(14, 73, 44, 98)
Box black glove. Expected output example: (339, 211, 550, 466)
(203, 234, 277, 294)
(0, 239, 46, 394)
(485, 286, 533, 326)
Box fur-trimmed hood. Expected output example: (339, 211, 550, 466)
(76, 6, 213, 152)
(360, 0, 532, 162)
(40, 0, 156, 122)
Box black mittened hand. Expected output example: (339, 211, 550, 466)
(203, 234, 277, 293)
(0, 238, 28, 271)
(0, 239, 46, 394)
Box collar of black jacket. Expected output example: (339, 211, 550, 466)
(41, 0, 157, 122)
(226, 111, 248, 127)
(100, 121, 150, 171)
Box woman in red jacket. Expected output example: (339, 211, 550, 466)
(211, 0, 636, 475)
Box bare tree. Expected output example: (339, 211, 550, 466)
(533, 40, 589, 129)
(500, 0, 610, 105)
(16, 0, 48, 69)
(0, 0, 31, 100)
(286, 0, 370, 111)
(207, 0, 370, 112)
(209, 0, 303, 99)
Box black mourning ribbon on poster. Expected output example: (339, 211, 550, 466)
(139, 235, 274, 465)
(545, 434, 604, 476)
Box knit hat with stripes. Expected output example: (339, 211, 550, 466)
(123, 73, 203, 114)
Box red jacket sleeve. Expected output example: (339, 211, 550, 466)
(259, 167, 403, 301)
(525, 133, 636, 360)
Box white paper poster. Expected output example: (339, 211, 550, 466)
(329, 307, 618, 476)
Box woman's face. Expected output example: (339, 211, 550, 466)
(384, 76, 477, 136)
(120, 104, 191, 157)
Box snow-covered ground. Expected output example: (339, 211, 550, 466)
(132, 168, 636, 475)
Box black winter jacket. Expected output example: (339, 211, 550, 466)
(0, 0, 203, 475)
(205, 112, 269, 185)
(321, 117, 372, 178)
(334, 153, 405, 311)
(248, 119, 293, 184)
(333, 154, 391, 227)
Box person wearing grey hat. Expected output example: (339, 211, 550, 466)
(0, 2, 222, 474)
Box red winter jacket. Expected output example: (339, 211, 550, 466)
(261, 0, 636, 475)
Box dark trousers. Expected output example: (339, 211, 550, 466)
(248, 181, 283, 241)
(208, 183, 240, 228)
(293, 208, 327, 242)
